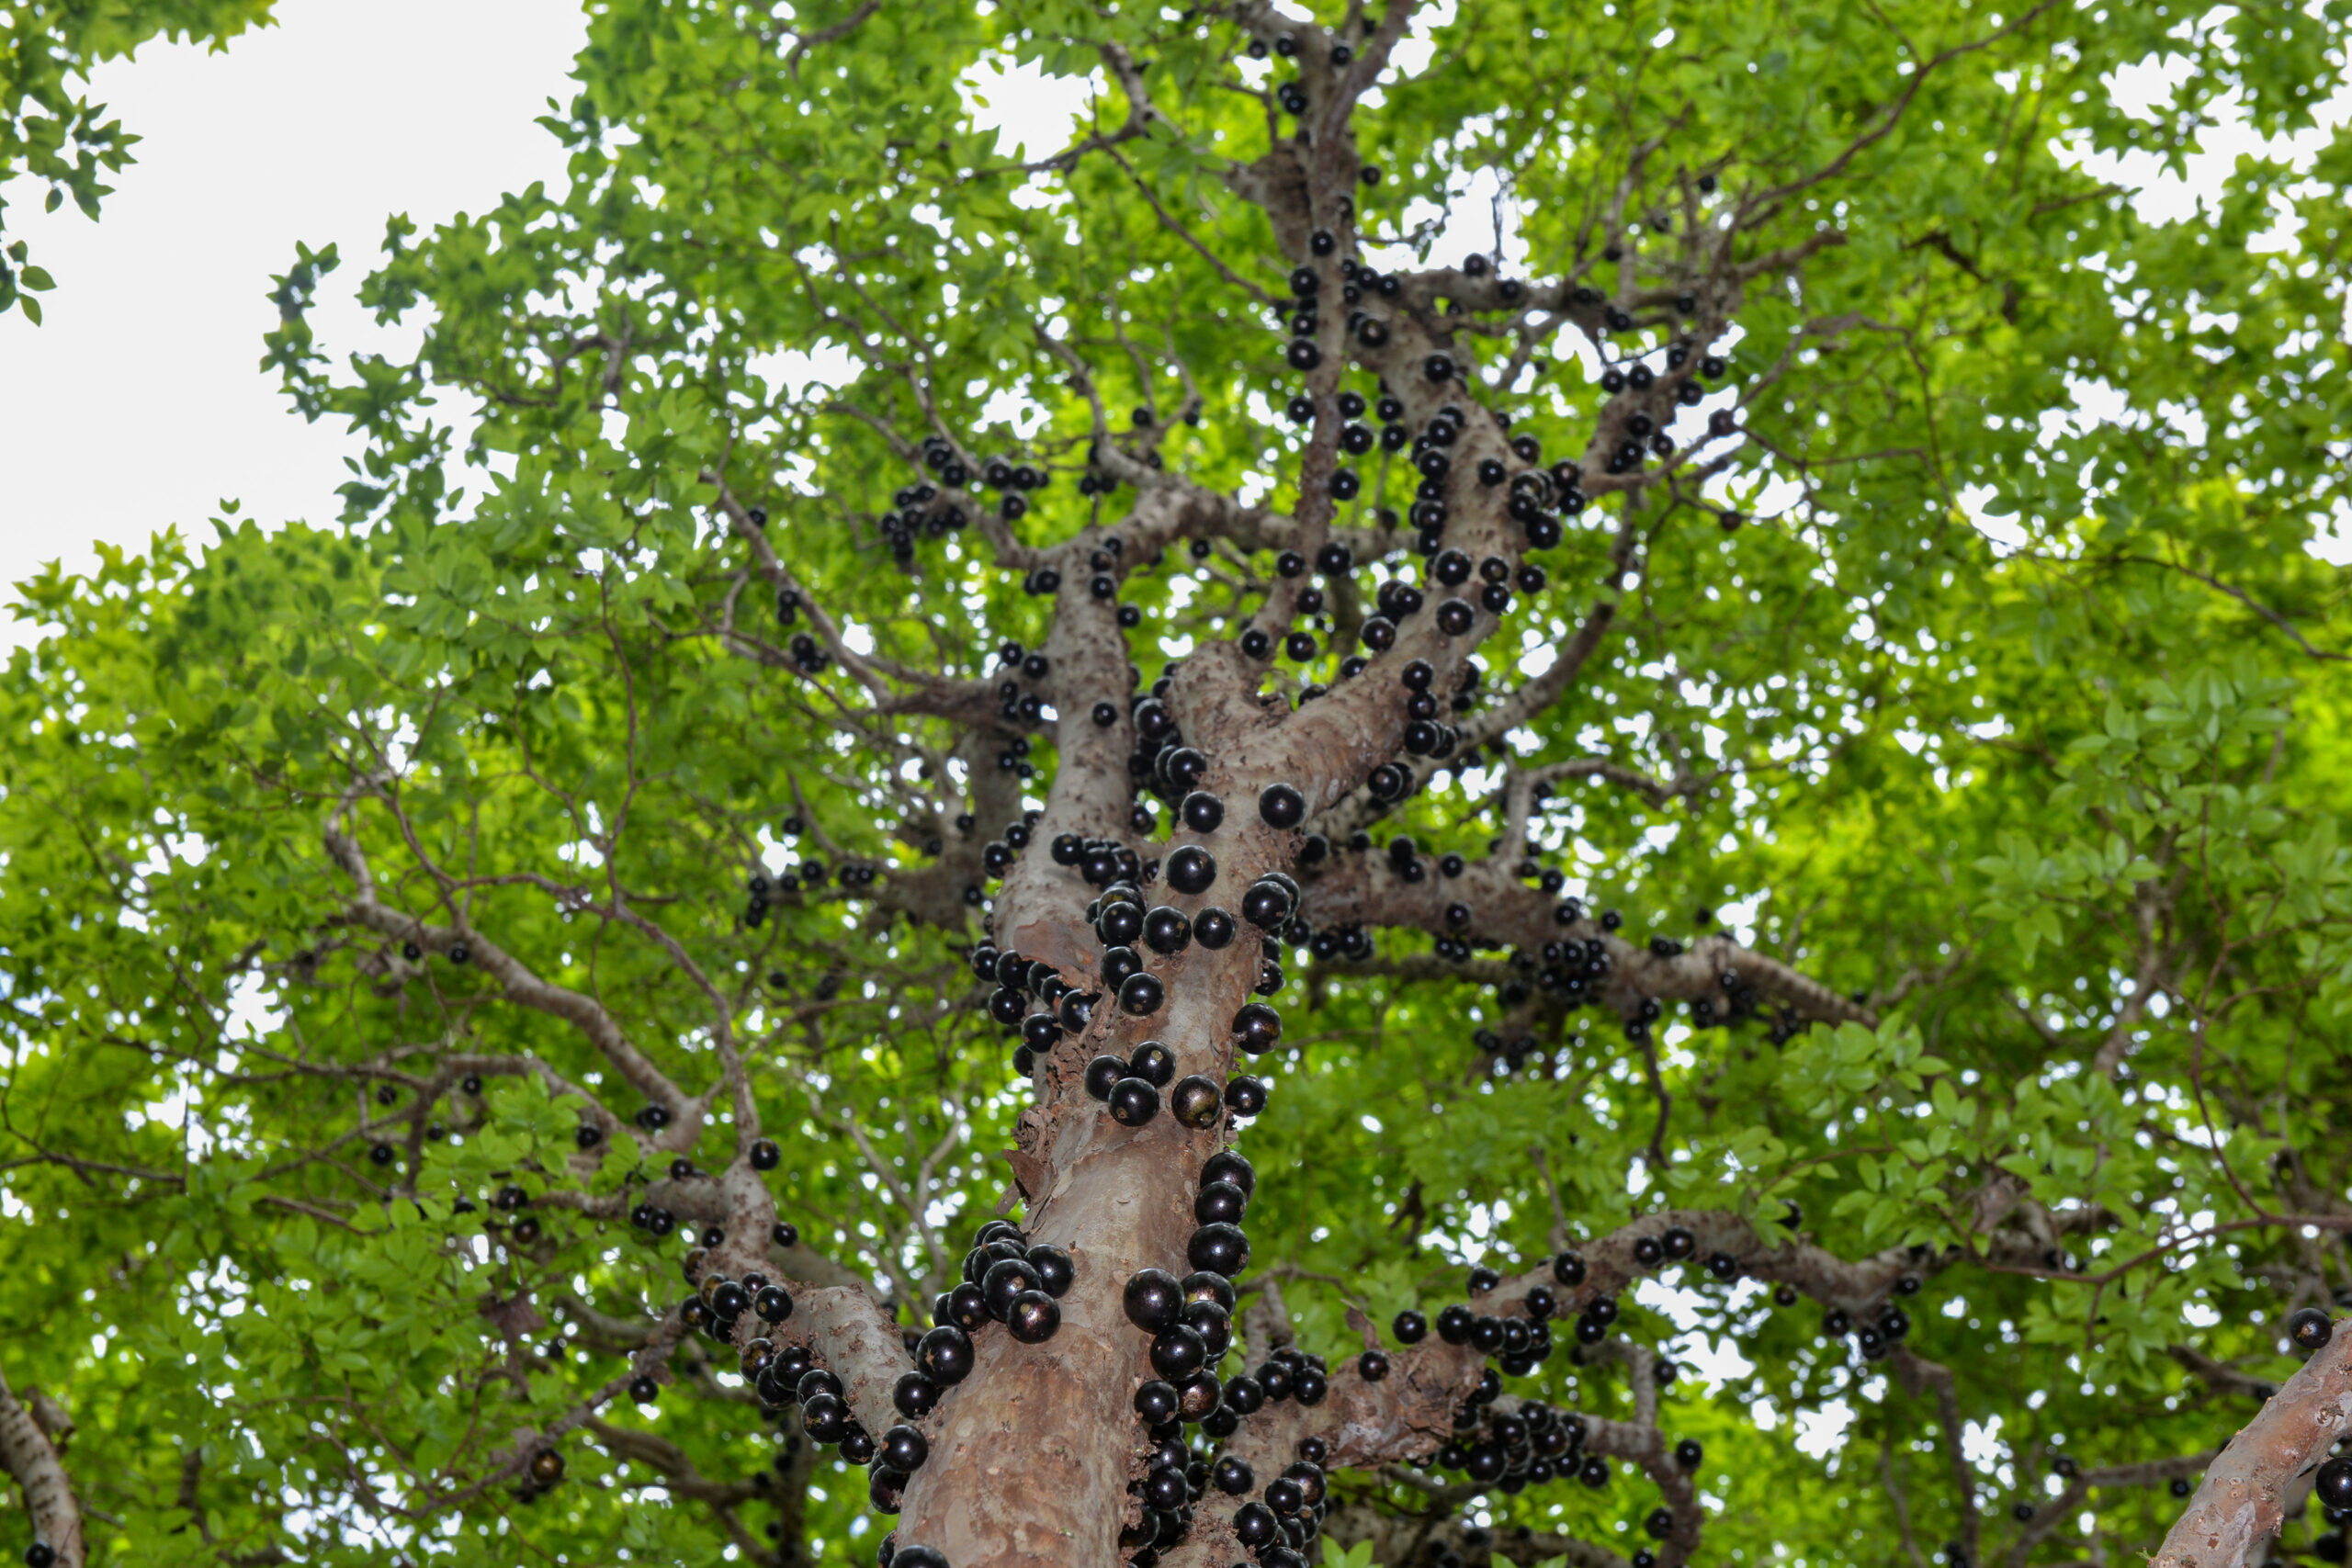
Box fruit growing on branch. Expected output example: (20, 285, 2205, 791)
(1, 2, 2349, 1568)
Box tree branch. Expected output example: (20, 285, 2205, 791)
(0, 1367, 82, 1568)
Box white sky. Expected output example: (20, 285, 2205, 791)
(0, 9, 2344, 655)
(0, 0, 587, 646)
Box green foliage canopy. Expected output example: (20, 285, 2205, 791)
(0, 0, 277, 320)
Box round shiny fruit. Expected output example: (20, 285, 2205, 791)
(1260, 783, 1306, 828)
(916, 1325, 976, 1384)
(1171, 1075, 1224, 1128)
(1110, 1077, 1161, 1126)
(1202, 1149, 1255, 1197)
(892, 1372, 941, 1418)
(1007, 1290, 1062, 1343)
(1178, 1372, 1224, 1419)
(1026, 1243, 1075, 1297)
(1125, 1269, 1184, 1332)
(1165, 845, 1218, 895)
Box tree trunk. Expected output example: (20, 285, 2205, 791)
(897, 629, 1283, 1559)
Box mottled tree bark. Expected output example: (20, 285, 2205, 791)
(2154, 1324, 2352, 1568)
(0, 1368, 83, 1568)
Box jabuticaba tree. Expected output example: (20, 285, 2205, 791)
(3, 0, 2350, 1566)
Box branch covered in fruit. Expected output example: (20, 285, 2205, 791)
(2154, 1312, 2352, 1568)
(325, 793, 943, 1498)
(1118, 1202, 1950, 1568)
(1295, 852, 1873, 1038)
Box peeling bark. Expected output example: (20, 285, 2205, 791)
(898, 874, 1269, 1565)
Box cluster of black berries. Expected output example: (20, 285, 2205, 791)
(993, 640, 1057, 729)
(1592, 341, 1738, 477)
(917, 436, 970, 488)
(1431, 1400, 1607, 1491)
(1384, 1250, 1711, 1522)
(1122, 1187, 1249, 1427)
(1386, 657, 1472, 763)
(1069, 537, 1147, 631)
(1225, 1441, 1331, 1568)
(1273, 263, 1739, 548)
(802, 1226, 1070, 1535)
(1471, 1028, 1543, 1074)
(1532, 930, 1621, 1007)
(1121, 1425, 1332, 1568)
(926, 1217, 1072, 1359)
(749, 1343, 881, 1493)
(1277, 231, 1407, 357)
(1256, 787, 1373, 965)
(1275, 248, 1330, 370)
(1124, 1419, 1336, 1568)
(991, 793, 1295, 1101)
(973, 943, 1090, 1076)
(675, 1280, 797, 1439)
(1250, 539, 1343, 660)
(1276, 252, 1370, 378)
(878, 475, 968, 569)
(1135, 1161, 1248, 1403)
(680, 1234, 795, 1327)
(994, 733, 1040, 778)
(1284, 910, 1366, 963)
(978, 816, 1035, 878)
(1264, 541, 1360, 672)
(978, 454, 1052, 523)
(1374, 397, 1574, 560)
(472, 1180, 542, 1244)
(765, 584, 831, 674)
(1057, 829, 1148, 888)
(1419, 1284, 1568, 1365)
(1088, 1040, 1204, 1126)
(1246, 16, 1384, 141)
(1111, 1155, 1346, 1568)
(1408, 399, 1476, 541)
(1690, 964, 1764, 1030)
(1406, 886, 1820, 1052)
(1127, 679, 1206, 805)
(1820, 1294, 1914, 1360)
(738, 856, 877, 928)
